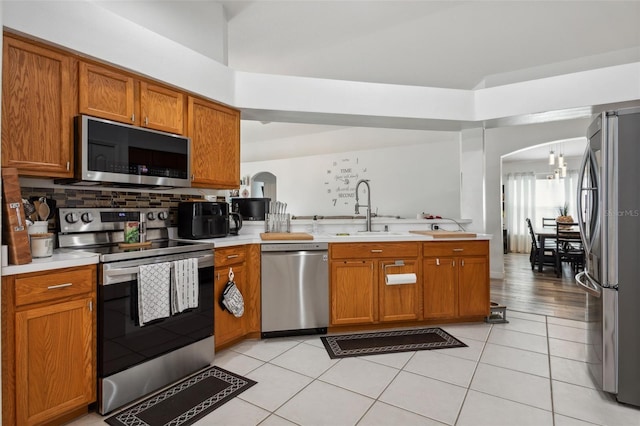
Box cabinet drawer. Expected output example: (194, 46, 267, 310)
(215, 246, 246, 267)
(422, 241, 488, 257)
(331, 242, 418, 259)
(15, 266, 96, 307)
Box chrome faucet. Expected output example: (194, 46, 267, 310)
(354, 179, 372, 232)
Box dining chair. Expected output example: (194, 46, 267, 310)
(526, 218, 557, 272)
(555, 222, 584, 277)
(542, 217, 557, 228)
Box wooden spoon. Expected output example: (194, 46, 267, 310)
(37, 198, 50, 221)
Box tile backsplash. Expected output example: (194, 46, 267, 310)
(21, 187, 208, 228)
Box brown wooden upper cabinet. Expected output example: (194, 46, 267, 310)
(1, 35, 75, 177)
(79, 62, 185, 135)
(187, 96, 240, 189)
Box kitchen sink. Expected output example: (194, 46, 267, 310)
(333, 232, 407, 237)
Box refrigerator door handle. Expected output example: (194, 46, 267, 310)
(576, 150, 589, 244)
(575, 271, 601, 297)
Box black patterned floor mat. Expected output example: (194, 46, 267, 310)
(321, 327, 467, 359)
(105, 366, 256, 426)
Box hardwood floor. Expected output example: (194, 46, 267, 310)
(490, 252, 587, 321)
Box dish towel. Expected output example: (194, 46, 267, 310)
(172, 258, 199, 314)
(138, 262, 171, 326)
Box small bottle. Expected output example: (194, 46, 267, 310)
(312, 215, 318, 234)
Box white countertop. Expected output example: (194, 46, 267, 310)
(1, 250, 99, 276)
(197, 231, 492, 247)
(1, 218, 490, 275)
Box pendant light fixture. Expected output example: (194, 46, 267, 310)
(549, 149, 555, 165)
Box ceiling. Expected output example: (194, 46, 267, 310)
(222, 1, 640, 90)
(216, 1, 640, 161)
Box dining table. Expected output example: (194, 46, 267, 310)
(536, 227, 581, 273)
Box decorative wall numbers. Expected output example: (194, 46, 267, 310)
(324, 157, 368, 208)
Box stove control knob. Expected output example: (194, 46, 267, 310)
(81, 212, 94, 223)
(65, 212, 79, 224)
(158, 211, 169, 221)
(146, 212, 156, 221)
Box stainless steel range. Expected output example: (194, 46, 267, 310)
(57, 207, 215, 415)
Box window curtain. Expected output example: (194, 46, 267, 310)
(564, 169, 579, 218)
(505, 172, 536, 253)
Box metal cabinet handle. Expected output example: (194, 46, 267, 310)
(436, 258, 440, 266)
(131, 113, 135, 122)
(461, 259, 465, 267)
(453, 248, 464, 252)
(9, 202, 24, 231)
(48, 283, 72, 290)
(371, 249, 383, 253)
(383, 261, 405, 271)
(144, 117, 149, 126)
(227, 254, 239, 259)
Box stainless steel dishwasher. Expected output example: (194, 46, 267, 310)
(261, 242, 329, 338)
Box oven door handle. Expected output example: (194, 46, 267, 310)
(103, 253, 214, 285)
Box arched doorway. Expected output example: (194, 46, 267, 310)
(251, 171, 277, 200)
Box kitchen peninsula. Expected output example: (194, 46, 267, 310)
(196, 220, 491, 334)
(2, 213, 489, 425)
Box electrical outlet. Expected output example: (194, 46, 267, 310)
(431, 224, 439, 230)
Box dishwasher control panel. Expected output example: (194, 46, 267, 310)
(261, 242, 328, 252)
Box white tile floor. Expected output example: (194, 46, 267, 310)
(68, 310, 640, 426)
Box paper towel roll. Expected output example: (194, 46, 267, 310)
(251, 181, 264, 197)
(385, 273, 417, 285)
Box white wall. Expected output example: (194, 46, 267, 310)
(3, 1, 235, 105)
(93, 0, 228, 65)
(241, 138, 461, 220)
(4, 1, 639, 128)
(460, 128, 485, 233)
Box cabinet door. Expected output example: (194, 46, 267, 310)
(458, 256, 489, 317)
(2, 36, 74, 177)
(140, 82, 184, 134)
(79, 62, 136, 124)
(330, 260, 376, 325)
(379, 260, 420, 322)
(423, 257, 457, 319)
(188, 96, 240, 189)
(15, 297, 95, 425)
(214, 263, 247, 348)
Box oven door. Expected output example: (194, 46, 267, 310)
(98, 251, 214, 379)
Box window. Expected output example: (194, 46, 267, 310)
(535, 172, 578, 221)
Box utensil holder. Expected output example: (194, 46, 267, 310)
(29, 232, 54, 258)
(28, 220, 48, 235)
(265, 213, 290, 233)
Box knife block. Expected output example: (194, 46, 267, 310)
(2, 168, 32, 265)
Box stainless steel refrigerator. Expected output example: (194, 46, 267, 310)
(576, 106, 640, 407)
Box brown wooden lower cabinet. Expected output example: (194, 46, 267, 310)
(2, 265, 97, 426)
(330, 240, 489, 327)
(423, 240, 490, 320)
(379, 259, 421, 322)
(330, 242, 421, 326)
(213, 244, 260, 349)
(330, 259, 376, 325)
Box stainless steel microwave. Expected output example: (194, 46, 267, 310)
(57, 115, 191, 188)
